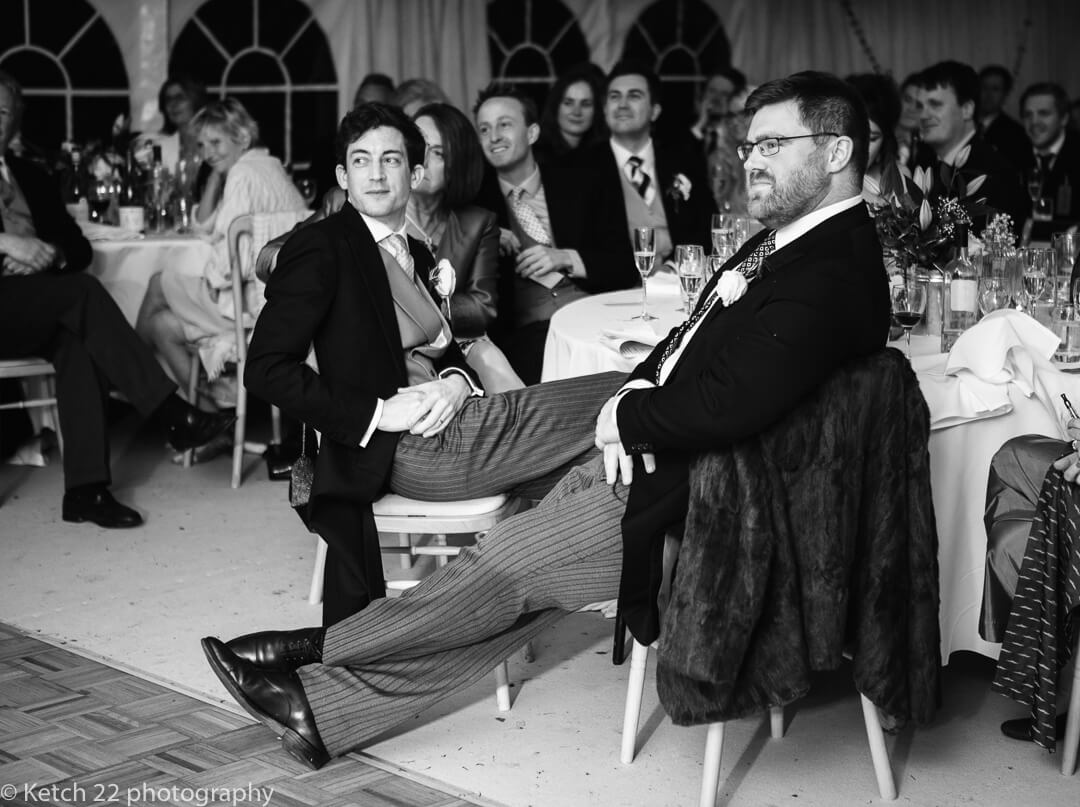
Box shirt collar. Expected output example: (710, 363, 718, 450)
(357, 208, 407, 244)
(609, 137, 655, 170)
(498, 165, 543, 199)
(941, 129, 977, 167)
(773, 195, 864, 251)
(1036, 130, 1067, 158)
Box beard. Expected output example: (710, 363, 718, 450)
(746, 155, 830, 227)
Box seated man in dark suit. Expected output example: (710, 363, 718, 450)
(201, 71, 890, 770)
(1019, 82, 1079, 240)
(915, 61, 1028, 237)
(472, 83, 638, 383)
(0, 69, 234, 527)
(978, 64, 1031, 173)
(577, 60, 715, 266)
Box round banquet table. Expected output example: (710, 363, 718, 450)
(87, 233, 215, 326)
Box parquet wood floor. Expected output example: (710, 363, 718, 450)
(0, 624, 492, 807)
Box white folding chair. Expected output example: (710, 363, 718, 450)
(0, 358, 63, 456)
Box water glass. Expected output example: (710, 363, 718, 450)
(1052, 304, 1080, 368)
(977, 276, 1011, 317)
(1053, 232, 1080, 298)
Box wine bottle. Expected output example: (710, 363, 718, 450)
(63, 148, 89, 223)
(942, 223, 978, 352)
(148, 144, 168, 233)
(117, 150, 145, 233)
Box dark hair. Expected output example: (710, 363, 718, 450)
(846, 73, 901, 196)
(0, 69, 24, 138)
(391, 78, 449, 112)
(537, 62, 608, 157)
(900, 72, 922, 92)
(605, 59, 662, 106)
(472, 82, 539, 126)
(335, 102, 426, 170)
(744, 70, 870, 179)
(1019, 82, 1070, 116)
(918, 61, 979, 114)
(704, 65, 747, 97)
(413, 102, 485, 209)
(158, 74, 208, 135)
(353, 73, 395, 108)
(979, 64, 1014, 95)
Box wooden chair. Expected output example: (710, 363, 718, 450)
(0, 358, 63, 456)
(620, 639, 897, 806)
(308, 491, 529, 711)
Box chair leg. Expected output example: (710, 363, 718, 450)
(45, 374, 62, 457)
(183, 352, 200, 467)
(495, 660, 511, 712)
(270, 404, 282, 445)
(769, 705, 784, 739)
(308, 538, 327, 605)
(698, 722, 725, 807)
(435, 533, 448, 567)
(620, 639, 649, 764)
(1061, 630, 1080, 775)
(397, 533, 413, 569)
(612, 612, 628, 665)
(230, 361, 247, 488)
(859, 694, 897, 800)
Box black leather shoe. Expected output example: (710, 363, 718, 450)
(168, 406, 236, 452)
(226, 627, 325, 671)
(1000, 713, 1068, 741)
(62, 488, 143, 528)
(201, 636, 330, 769)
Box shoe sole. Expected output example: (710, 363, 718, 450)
(61, 513, 143, 528)
(200, 638, 329, 769)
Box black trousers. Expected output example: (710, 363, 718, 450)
(0, 272, 176, 489)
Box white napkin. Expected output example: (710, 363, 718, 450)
(909, 352, 1012, 430)
(945, 309, 1060, 396)
(77, 221, 144, 241)
(600, 320, 661, 360)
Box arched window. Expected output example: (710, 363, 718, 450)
(0, 0, 129, 153)
(622, 0, 732, 135)
(487, 0, 591, 111)
(170, 0, 338, 170)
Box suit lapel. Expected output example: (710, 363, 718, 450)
(338, 204, 404, 366)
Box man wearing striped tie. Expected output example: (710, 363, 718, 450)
(203, 71, 891, 770)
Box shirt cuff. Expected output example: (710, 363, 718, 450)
(612, 379, 657, 427)
(438, 367, 484, 397)
(359, 399, 383, 447)
(565, 248, 586, 279)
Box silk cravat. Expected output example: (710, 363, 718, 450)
(381, 233, 415, 281)
(624, 155, 653, 204)
(508, 186, 552, 246)
(653, 230, 777, 383)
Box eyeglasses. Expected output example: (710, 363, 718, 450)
(736, 133, 840, 161)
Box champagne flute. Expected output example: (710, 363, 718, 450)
(1020, 247, 1051, 316)
(632, 226, 656, 321)
(890, 276, 928, 356)
(674, 244, 704, 312)
(710, 213, 734, 255)
(678, 248, 705, 312)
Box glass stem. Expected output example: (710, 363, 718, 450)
(905, 328, 913, 357)
(640, 276, 649, 318)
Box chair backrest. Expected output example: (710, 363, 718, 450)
(227, 210, 310, 330)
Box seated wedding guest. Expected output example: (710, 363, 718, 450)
(534, 63, 607, 165)
(201, 70, 891, 770)
(0, 70, 234, 527)
(979, 64, 1030, 172)
(705, 81, 753, 214)
(847, 73, 904, 205)
(134, 74, 208, 185)
(897, 72, 925, 170)
(471, 82, 636, 383)
(690, 65, 747, 153)
(1019, 82, 1079, 238)
(915, 61, 1027, 236)
(352, 73, 395, 107)
(137, 98, 306, 406)
(392, 78, 449, 117)
(984, 432, 1078, 743)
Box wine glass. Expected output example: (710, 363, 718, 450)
(87, 178, 112, 224)
(678, 248, 705, 312)
(632, 227, 656, 321)
(1019, 247, 1053, 317)
(977, 276, 1011, 317)
(890, 276, 928, 356)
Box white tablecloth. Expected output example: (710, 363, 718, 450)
(542, 292, 1080, 662)
(87, 234, 214, 326)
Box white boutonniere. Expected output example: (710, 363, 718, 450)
(716, 270, 748, 306)
(432, 258, 457, 299)
(670, 173, 692, 201)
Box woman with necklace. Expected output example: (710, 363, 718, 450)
(405, 103, 523, 392)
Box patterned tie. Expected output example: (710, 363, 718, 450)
(624, 156, 653, 204)
(653, 230, 776, 383)
(382, 233, 415, 281)
(508, 187, 552, 246)
(1036, 152, 1054, 177)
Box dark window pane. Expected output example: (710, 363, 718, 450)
(637, 0, 677, 51)
(550, 30, 590, 74)
(488, 35, 507, 77)
(72, 95, 131, 146)
(504, 47, 553, 81)
(683, 0, 725, 54)
(659, 48, 698, 77)
(258, 0, 310, 52)
(229, 51, 285, 86)
(698, 30, 732, 76)
(30, 0, 95, 56)
(18, 97, 67, 153)
(170, 25, 229, 88)
(0, 0, 26, 55)
(1, 50, 66, 89)
(530, 1, 574, 47)
(197, 0, 253, 57)
(290, 91, 337, 168)
(282, 22, 336, 84)
(487, 0, 525, 54)
(622, 28, 658, 66)
(64, 18, 129, 88)
(231, 91, 285, 160)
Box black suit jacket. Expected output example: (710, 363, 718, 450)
(1, 152, 92, 273)
(981, 113, 1030, 173)
(615, 203, 892, 641)
(245, 203, 479, 508)
(575, 139, 716, 255)
(1022, 132, 1080, 236)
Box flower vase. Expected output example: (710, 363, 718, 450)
(911, 266, 944, 341)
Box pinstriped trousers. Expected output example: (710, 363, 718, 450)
(298, 373, 630, 756)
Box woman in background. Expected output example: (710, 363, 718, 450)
(534, 63, 608, 164)
(847, 73, 904, 206)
